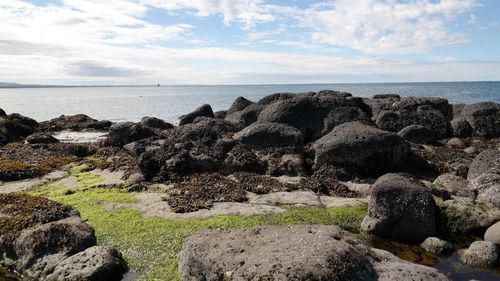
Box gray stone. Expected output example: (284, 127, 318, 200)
(225, 103, 265, 126)
(420, 237, 454, 256)
(25, 133, 59, 144)
(233, 122, 303, 148)
(485, 221, 500, 245)
(227, 96, 254, 115)
(472, 172, 500, 208)
(459, 241, 499, 268)
(47, 246, 127, 281)
(462, 102, 500, 137)
(362, 173, 436, 243)
(313, 122, 409, 175)
(104, 122, 156, 147)
(433, 173, 472, 197)
(398, 125, 435, 143)
(450, 118, 473, 137)
(467, 149, 500, 181)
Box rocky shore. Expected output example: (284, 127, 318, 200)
(1, 90, 500, 280)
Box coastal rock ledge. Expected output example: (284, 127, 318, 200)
(0, 194, 127, 281)
(178, 225, 448, 281)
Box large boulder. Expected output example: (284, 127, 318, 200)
(257, 92, 296, 105)
(397, 125, 435, 144)
(314, 90, 352, 98)
(485, 221, 500, 246)
(450, 118, 473, 137)
(47, 246, 127, 281)
(39, 114, 112, 132)
(361, 173, 437, 243)
(104, 122, 157, 147)
(471, 172, 500, 208)
(178, 225, 448, 281)
(368, 97, 451, 139)
(0, 194, 127, 280)
(225, 103, 266, 126)
(313, 122, 409, 175)
(227, 96, 254, 115)
(433, 173, 472, 197)
(257, 96, 371, 141)
(0, 108, 6, 116)
(25, 133, 60, 144)
(0, 113, 39, 145)
(179, 104, 214, 126)
(461, 102, 500, 137)
(140, 117, 173, 131)
(233, 122, 303, 148)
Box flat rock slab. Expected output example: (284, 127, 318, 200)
(248, 190, 322, 207)
(0, 170, 67, 194)
(90, 169, 125, 187)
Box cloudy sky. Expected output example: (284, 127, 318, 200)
(1, 0, 499, 85)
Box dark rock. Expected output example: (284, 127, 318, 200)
(178, 225, 448, 281)
(313, 122, 409, 176)
(225, 103, 265, 126)
(254, 148, 307, 177)
(361, 173, 436, 243)
(0, 108, 5, 116)
(179, 104, 214, 126)
(25, 133, 59, 144)
(373, 94, 401, 99)
(462, 102, 500, 137)
(467, 149, 500, 181)
(258, 96, 371, 141)
(450, 118, 473, 137)
(398, 125, 435, 144)
(314, 90, 352, 98)
(140, 117, 173, 130)
(47, 246, 128, 281)
(227, 96, 254, 115)
(233, 122, 303, 148)
(459, 241, 499, 268)
(39, 114, 112, 132)
(122, 138, 164, 157)
(0, 113, 39, 145)
(213, 110, 226, 119)
(420, 237, 454, 256)
(223, 144, 263, 174)
(257, 92, 296, 105)
(452, 104, 466, 119)
(104, 122, 157, 147)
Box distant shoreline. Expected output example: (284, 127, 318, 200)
(1, 80, 500, 89)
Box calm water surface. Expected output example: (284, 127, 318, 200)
(0, 82, 499, 124)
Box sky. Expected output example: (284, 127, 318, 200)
(0, 0, 500, 85)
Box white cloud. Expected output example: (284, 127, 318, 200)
(142, 0, 275, 29)
(301, 0, 479, 54)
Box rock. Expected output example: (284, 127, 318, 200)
(435, 197, 500, 236)
(213, 110, 226, 119)
(462, 102, 500, 137)
(257, 92, 296, 105)
(13, 216, 96, 279)
(140, 117, 173, 130)
(47, 246, 127, 281)
(467, 149, 500, 181)
(452, 103, 466, 118)
(447, 137, 466, 148)
(233, 122, 303, 148)
(369, 97, 451, 138)
(471, 172, 500, 208)
(227, 96, 254, 115)
(420, 237, 454, 256)
(313, 122, 409, 175)
(178, 225, 448, 281)
(225, 103, 265, 126)
(373, 94, 401, 99)
(433, 173, 472, 197)
(361, 173, 436, 243)
(122, 138, 164, 157)
(0, 113, 39, 145)
(25, 133, 59, 144)
(485, 221, 500, 245)
(179, 104, 214, 126)
(450, 119, 473, 137)
(0, 194, 127, 280)
(258, 96, 371, 141)
(398, 125, 435, 143)
(0, 108, 5, 116)
(314, 90, 352, 98)
(39, 114, 112, 132)
(459, 241, 499, 268)
(104, 122, 157, 147)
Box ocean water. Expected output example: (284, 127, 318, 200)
(0, 82, 499, 124)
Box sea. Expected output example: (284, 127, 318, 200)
(0, 82, 499, 124)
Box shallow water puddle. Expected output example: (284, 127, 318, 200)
(52, 131, 107, 143)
